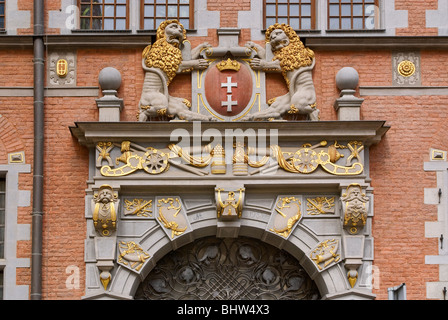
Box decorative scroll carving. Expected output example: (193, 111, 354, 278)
(92, 185, 119, 236)
(118, 241, 150, 272)
(269, 196, 302, 238)
(134, 237, 320, 300)
(309, 239, 340, 271)
(341, 184, 369, 235)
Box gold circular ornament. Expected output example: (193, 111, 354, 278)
(397, 60, 416, 77)
(292, 148, 319, 174)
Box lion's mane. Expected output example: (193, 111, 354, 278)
(266, 23, 315, 85)
(142, 20, 187, 85)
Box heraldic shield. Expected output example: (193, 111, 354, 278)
(196, 57, 263, 121)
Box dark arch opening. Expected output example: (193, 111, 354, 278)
(135, 236, 320, 300)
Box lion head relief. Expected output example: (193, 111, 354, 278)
(265, 23, 315, 82)
(142, 20, 187, 85)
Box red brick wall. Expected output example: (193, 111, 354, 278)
(2, 0, 446, 300)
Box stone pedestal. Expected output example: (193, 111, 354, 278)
(334, 67, 364, 121)
(96, 67, 123, 122)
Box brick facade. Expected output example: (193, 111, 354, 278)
(0, 0, 447, 300)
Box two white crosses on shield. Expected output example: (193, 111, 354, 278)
(221, 76, 237, 112)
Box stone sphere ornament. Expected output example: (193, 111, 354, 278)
(98, 67, 122, 91)
(336, 67, 360, 91)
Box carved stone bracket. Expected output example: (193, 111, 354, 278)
(92, 185, 119, 237)
(341, 184, 369, 235)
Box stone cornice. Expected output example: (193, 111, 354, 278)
(1, 34, 448, 50)
(70, 120, 390, 147)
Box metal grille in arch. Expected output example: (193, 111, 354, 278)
(135, 237, 320, 300)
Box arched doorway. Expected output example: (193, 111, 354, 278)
(135, 236, 320, 300)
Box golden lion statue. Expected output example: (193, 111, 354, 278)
(244, 23, 319, 121)
(138, 20, 214, 121)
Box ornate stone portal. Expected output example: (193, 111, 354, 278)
(135, 237, 320, 300)
(71, 21, 389, 300)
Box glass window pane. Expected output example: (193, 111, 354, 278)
(278, 17, 288, 24)
(104, 18, 114, 30)
(116, 0, 127, 3)
(341, 17, 351, 29)
(144, 18, 155, 29)
(329, 17, 339, 29)
(116, 19, 126, 30)
(353, 17, 363, 29)
(104, 5, 114, 17)
(266, 4, 276, 16)
(301, 17, 311, 29)
(266, 17, 276, 27)
(145, 5, 154, 17)
(156, 5, 166, 17)
(329, 4, 339, 16)
(278, 4, 288, 16)
(116, 6, 126, 18)
(290, 4, 299, 16)
(353, 4, 363, 16)
(179, 18, 189, 29)
(302, 4, 311, 16)
(92, 18, 102, 29)
(289, 18, 300, 29)
(168, 5, 177, 17)
(0, 4, 5, 15)
(341, 4, 351, 16)
(179, 6, 189, 17)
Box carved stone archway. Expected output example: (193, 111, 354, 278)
(134, 236, 320, 300)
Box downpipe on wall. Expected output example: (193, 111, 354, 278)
(31, 0, 45, 300)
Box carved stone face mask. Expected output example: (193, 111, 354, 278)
(270, 29, 290, 51)
(165, 23, 184, 47)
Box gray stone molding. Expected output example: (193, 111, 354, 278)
(424, 151, 448, 300)
(0, 164, 31, 300)
(360, 86, 448, 96)
(0, 87, 99, 97)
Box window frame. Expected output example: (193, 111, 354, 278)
(0, 0, 5, 31)
(78, 0, 130, 31)
(140, 0, 195, 30)
(263, 0, 317, 31)
(327, 0, 380, 31)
